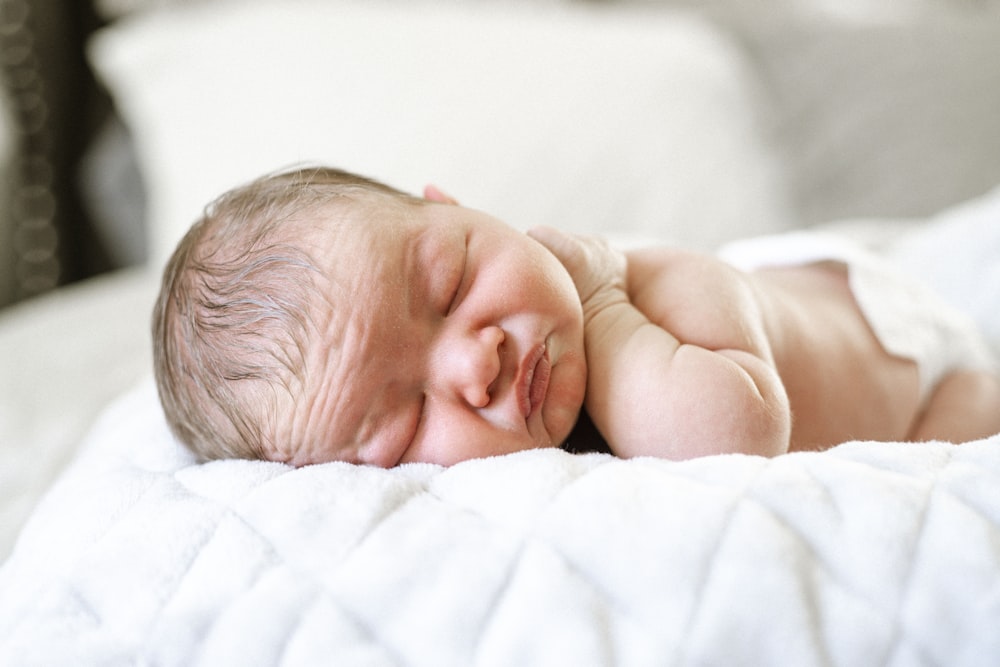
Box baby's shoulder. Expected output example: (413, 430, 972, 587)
(626, 246, 748, 294)
(625, 246, 761, 339)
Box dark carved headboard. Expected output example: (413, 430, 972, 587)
(0, 0, 113, 308)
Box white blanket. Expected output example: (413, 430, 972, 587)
(2, 378, 999, 666)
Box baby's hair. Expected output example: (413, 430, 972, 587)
(152, 166, 421, 461)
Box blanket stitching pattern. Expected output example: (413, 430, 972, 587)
(2, 380, 999, 666)
(165, 468, 414, 663)
(884, 467, 938, 667)
(747, 464, 902, 615)
(673, 469, 754, 664)
(141, 501, 272, 656)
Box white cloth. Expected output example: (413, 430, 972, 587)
(1, 380, 1000, 666)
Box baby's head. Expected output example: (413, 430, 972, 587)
(154, 167, 587, 467)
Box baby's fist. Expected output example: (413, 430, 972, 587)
(528, 226, 627, 308)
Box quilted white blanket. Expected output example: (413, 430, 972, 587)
(2, 379, 999, 666)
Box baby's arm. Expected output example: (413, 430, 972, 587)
(529, 227, 790, 460)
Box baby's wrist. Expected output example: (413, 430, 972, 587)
(580, 285, 634, 334)
(581, 280, 623, 307)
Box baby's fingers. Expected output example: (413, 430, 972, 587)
(528, 226, 625, 303)
(528, 226, 586, 271)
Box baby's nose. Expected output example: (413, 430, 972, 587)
(438, 325, 504, 408)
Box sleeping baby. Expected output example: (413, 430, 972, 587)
(153, 166, 1000, 466)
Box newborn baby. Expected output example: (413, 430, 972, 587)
(153, 166, 1000, 466)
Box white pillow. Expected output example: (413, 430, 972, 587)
(742, 20, 1000, 224)
(89, 0, 793, 269)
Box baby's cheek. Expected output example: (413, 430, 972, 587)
(543, 359, 587, 446)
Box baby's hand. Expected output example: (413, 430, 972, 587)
(528, 226, 628, 314)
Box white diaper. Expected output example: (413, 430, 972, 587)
(719, 231, 998, 405)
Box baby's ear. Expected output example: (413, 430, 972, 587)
(423, 184, 459, 205)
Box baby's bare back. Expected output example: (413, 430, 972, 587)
(751, 263, 922, 450)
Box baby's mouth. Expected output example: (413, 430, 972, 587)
(518, 344, 551, 419)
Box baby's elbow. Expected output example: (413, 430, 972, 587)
(598, 346, 792, 460)
(718, 350, 791, 457)
(609, 373, 791, 461)
(734, 389, 791, 457)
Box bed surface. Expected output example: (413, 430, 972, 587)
(0, 268, 157, 560)
(2, 379, 999, 666)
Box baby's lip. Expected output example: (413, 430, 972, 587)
(517, 343, 550, 420)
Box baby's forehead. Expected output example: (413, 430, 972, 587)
(298, 202, 416, 353)
(300, 196, 415, 260)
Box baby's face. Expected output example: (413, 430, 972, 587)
(276, 200, 586, 467)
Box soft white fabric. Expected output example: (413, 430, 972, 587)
(1, 378, 999, 666)
(87, 0, 793, 268)
(0, 268, 157, 561)
(886, 184, 1000, 359)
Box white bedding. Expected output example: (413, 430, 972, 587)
(1, 378, 999, 666)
